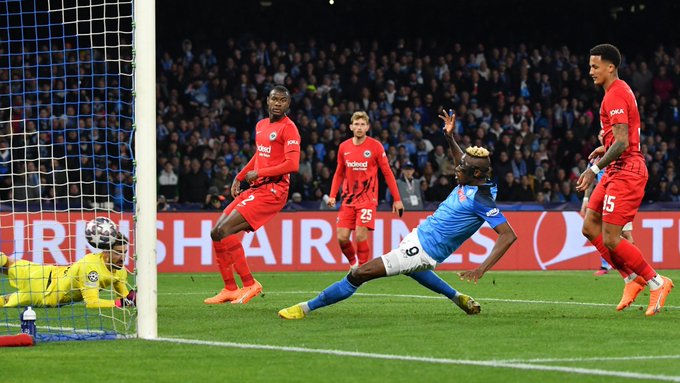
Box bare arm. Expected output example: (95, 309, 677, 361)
(458, 222, 517, 283)
(576, 123, 628, 192)
(594, 123, 628, 170)
(438, 109, 463, 166)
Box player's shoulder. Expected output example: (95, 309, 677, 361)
(472, 183, 498, 207)
(607, 80, 633, 98)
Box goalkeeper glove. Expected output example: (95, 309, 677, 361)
(116, 290, 136, 308)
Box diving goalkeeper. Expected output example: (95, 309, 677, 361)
(0, 233, 135, 308)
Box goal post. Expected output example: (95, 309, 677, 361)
(134, 0, 157, 340)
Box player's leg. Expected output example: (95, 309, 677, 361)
(407, 271, 480, 314)
(205, 198, 250, 303)
(223, 187, 286, 304)
(229, 234, 262, 304)
(337, 227, 358, 270)
(204, 236, 241, 304)
(278, 256, 388, 319)
(354, 205, 375, 266)
(354, 225, 371, 266)
(603, 175, 672, 315)
(337, 205, 358, 269)
(582, 180, 633, 278)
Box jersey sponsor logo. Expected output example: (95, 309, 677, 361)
(257, 144, 272, 157)
(87, 270, 99, 283)
(485, 208, 499, 217)
(533, 211, 596, 270)
(363, 150, 371, 158)
(457, 188, 467, 202)
(344, 152, 351, 156)
(287, 140, 299, 146)
(610, 108, 624, 116)
(269, 132, 278, 141)
(345, 160, 368, 171)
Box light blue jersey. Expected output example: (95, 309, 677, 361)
(417, 182, 507, 263)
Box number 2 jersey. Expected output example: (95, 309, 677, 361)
(417, 182, 507, 263)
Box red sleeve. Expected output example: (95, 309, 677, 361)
(605, 88, 630, 126)
(258, 150, 300, 177)
(236, 156, 256, 181)
(282, 121, 301, 153)
(376, 142, 401, 202)
(329, 147, 345, 198)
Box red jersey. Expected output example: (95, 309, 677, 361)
(239, 115, 300, 188)
(599, 79, 647, 176)
(330, 137, 400, 206)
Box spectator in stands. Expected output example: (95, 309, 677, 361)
(394, 161, 424, 210)
(158, 162, 179, 202)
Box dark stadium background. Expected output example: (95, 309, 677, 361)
(157, 0, 679, 55)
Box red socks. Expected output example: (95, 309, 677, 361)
(340, 241, 357, 265)
(213, 240, 238, 290)
(222, 236, 255, 287)
(356, 240, 370, 265)
(611, 238, 656, 281)
(214, 236, 255, 288)
(591, 234, 633, 278)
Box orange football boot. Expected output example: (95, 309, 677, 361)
(616, 276, 646, 311)
(645, 277, 674, 316)
(204, 288, 242, 304)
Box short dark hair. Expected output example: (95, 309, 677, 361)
(590, 44, 621, 67)
(270, 85, 290, 97)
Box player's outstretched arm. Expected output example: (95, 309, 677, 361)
(577, 123, 628, 192)
(438, 109, 463, 166)
(459, 222, 517, 283)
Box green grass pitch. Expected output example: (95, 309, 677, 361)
(3, 270, 679, 383)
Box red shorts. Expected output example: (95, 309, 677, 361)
(588, 172, 646, 226)
(223, 183, 288, 231)
(337, 203, 376, 230)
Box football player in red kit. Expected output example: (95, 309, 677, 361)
(577, 44, 673, 316)
(327, 111, 404, 269)
(205, 85, 300, 304)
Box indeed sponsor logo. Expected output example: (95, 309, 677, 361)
(346, 160, 368, 170)
(257, 144, 272, 153)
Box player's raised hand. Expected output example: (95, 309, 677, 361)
(393, 200, 404, 217)
(231, 179, 242, 198)
(326, 197, 336, 208)
(438, 108, 456, 135)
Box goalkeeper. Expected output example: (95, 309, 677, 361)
(0, 233, 135, 308)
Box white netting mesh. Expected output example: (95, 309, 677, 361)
(0, 0, 136, 341)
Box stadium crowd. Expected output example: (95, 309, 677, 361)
(154, 38, 680, 210)
(1, 37, 679, 211)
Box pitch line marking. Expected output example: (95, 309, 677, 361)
(159, 290, 679, 310)
(151, 337, 680, 382)
(497, 355, 680, 363)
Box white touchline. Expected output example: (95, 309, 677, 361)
(158, 290, 679, 310)
(150, 337, 680, 382)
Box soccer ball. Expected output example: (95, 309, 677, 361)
(85, 217, 119, 249)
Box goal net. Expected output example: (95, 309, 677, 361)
(0, 0, 147, 341)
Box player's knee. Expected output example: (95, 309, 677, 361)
(210, 227, 224, 242)
(337, 235, 350, 244)
(603, 236, 619, 251)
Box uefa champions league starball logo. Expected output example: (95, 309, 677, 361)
(85, 217, 119, 249)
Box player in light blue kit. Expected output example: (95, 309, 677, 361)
(278, 109, 517, 319)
